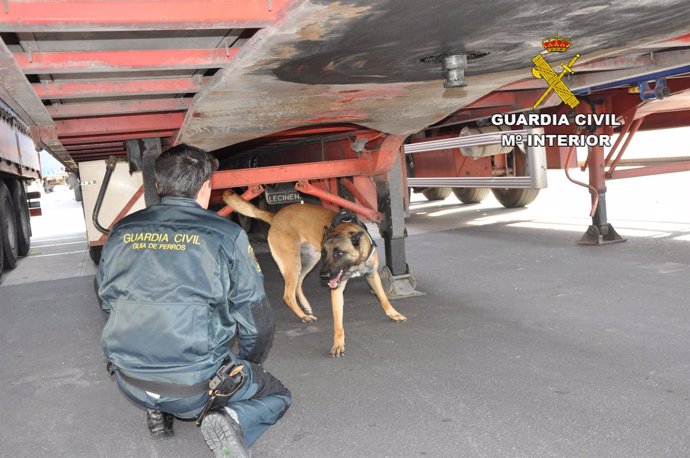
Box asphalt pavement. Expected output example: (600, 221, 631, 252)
(1, 173, 689, 457)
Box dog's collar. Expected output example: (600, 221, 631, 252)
(363, 229, 376, 264)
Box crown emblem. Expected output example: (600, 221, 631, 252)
(542, 34, 571, 53)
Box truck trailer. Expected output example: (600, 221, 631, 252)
(2, 1, 690, 289)
(0, 100, 40, 278)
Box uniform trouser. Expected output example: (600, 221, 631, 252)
(116, 361, 291, 447)
(221, 362, 292, 446)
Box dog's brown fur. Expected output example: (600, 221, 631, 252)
(223, 190, 406, 357)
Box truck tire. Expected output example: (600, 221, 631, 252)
(492, 148, 540, 208)
(0, 181, 19, 269)
(7, 179, 31, 256)
(491, 187, 540, 208)
(0, 206, 4, 275)
(453, 187, 490, 204)
(422, 187, 451, 201)
(89, 246, 102, 265)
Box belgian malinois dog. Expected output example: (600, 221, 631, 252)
(222, 190, 406, 357)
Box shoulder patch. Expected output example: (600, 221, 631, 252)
(248, 244, 261, 272)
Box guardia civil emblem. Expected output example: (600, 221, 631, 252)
(531, 34, 580, 109)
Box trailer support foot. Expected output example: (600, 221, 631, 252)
(577, 190, 625, 245)
(379, 264, 424, 299)
(578, 223, 624, 245)
(577, 124, 625, 246)
(376, 149, 423, 298)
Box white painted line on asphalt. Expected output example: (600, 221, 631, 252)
(31, 235, 87, 243)
(31, 240, 87, 248)
(509, 221, 674, 238)
(673, 234, 690, 241)
(29, 250, 88, 258)
(508, 221, 601, 232)
(427, 207, 477, 217)
(32, 240, 87, 248)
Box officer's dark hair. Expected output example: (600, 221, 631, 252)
(154, 144, 215, 198)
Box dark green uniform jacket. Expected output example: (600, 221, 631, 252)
(97, 196, 272, 395)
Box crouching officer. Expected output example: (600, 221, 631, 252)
(96, 145, 290, 457)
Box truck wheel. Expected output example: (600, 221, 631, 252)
(422, 187, 451, 201)
(492, 188, 540, 208)
(0, 206, 4, 275)
(0, 181, 19, 269)
(89, 246, 102, 265)
(7, 179, 31, 256)
(453, 187, 489, 204)
(492, 149, 540, 208)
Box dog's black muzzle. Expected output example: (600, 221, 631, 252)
(319, 267, 333, 287)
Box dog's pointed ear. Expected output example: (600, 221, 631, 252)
(350, 231, 365, 247)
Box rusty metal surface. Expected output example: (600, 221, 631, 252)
(0, 1, 288, 31)
(15, 48, 240, 74)
(274, 0, 690, 85)
(55, 112, 186, 137)
(32, 77, 209, 100)
(0, 8, 261, 165)
(1, 0, 690, 165)
(211, 134, 404, 188)
(180, 0, 690, 151)
(46, 98, 192, 118)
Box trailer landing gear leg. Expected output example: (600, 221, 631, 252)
(578, 192, 625, 245)
(376, 151, 424, 299)
(126, 138, 162, 207)
(577, 142, 625, 246)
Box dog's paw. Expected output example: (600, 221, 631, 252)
(329, 344, 345, 358)
(387, 312, 407, 322)
(301, 314, 317, 323)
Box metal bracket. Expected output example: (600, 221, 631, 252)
(442, 54, 468, 88)
(350, 137, 368, 156)
(638, 78, 670, 101)
(577, 223, 625, 245)
(378, 264, 424, 299)
(296, 180, 383, 223)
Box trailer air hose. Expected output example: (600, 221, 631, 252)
(563, 128, 599, 218)
(93, 156, 119, 235)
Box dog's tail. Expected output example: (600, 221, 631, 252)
(222, 190, 275, 225)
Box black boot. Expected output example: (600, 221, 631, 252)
(146, 409, 174, 439)
(200, 411, 250, 457)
